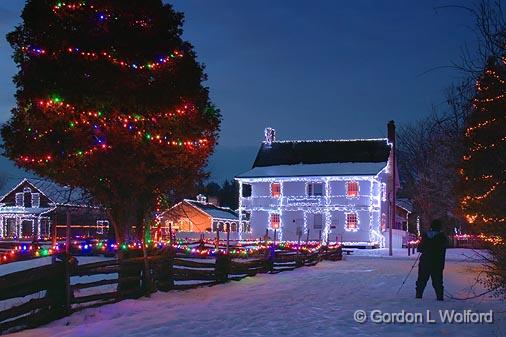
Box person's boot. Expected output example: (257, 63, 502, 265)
(416, 288, 423, 299)
(436, 288, 444, 301)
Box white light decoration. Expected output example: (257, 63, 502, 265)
(264, 127, 276, 145)
(237, 171, 388, 247)
(236, 136, 392, 247)
(266, 137, 389, 144)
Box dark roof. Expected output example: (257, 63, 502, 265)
(0, 178, 93, 206)
(186, 200, 239, 220)
(252, 139, 391, 168)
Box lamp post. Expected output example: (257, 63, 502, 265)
(387, 121, 396, 256)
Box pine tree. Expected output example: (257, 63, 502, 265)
(458, 57, 506, 297)
(1, 0, 220, 243)
(458, 57, 506, 232)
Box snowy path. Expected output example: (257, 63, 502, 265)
(7, 251, 506, 337)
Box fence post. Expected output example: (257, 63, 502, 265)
(118, 250, 143, 299)
(46, 256, 72, 319)
(215, 253, 230, 283)
(226, 227, 230, 255)
(157, 247, 172, 291)
(64, 253, 72, 313)
(296, 233, 303, 267)
(263, 245, 275, 273)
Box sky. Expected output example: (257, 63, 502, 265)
(0, 0, 482, 184)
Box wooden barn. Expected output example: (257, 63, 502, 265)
(155, 195, 249, 240)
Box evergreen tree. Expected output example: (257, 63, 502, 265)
(458, 57, 506, 297)
(1, 0, 220, 242)
(458, 57, 506, 231)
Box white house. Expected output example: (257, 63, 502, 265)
(235, 126, 401, 248)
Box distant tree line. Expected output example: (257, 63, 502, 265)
(197, 180, 239, 210)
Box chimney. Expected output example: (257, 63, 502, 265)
(264, 127, 276, 145)
(387, 120, 395, 144)
(196, 194, 207, 204)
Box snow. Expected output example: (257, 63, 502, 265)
(236, 162, 387, 178)
(0, 256, 114, 276)
(6, 249, 505, 337)
(0, 256, 116, 313)
(351, 248, 489, 262)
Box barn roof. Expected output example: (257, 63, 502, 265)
(237, 138, 391, 178)
(0, 178, 93, 206)
(185, 200, 239, 221)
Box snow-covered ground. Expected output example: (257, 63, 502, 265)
(6, 249, 505, 337)
(0, 255, 114, 276)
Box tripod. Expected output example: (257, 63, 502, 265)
(396, 253, 421, 294)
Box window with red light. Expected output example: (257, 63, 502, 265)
(346, 213, 358, 231)
(271, 183, 281, 198)
(346, 181, 359, 197)
(270, 213, 280, 229)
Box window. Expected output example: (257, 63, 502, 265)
(242, 222, 251, 232)
(242, 210, 251, 221)
(15, 193, 24, 207)
(307, 182, 323, 196)
(242, 184, 252, 198)
(231, 223, 237, 232)
(270, 213, 280, 229)
(345, 213, 358, 231)
(313, 213, 323, 230)
(346, 181, 359, 197)
(96, 220, 109, 235)
(271, 183, 281, 198)
(31, 193, 40, 208)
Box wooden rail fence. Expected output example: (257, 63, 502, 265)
(0, 245, 342, 334)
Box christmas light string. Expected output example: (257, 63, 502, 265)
(22, 46, 183, 71)
(0, 238, 336, 265)
(465, 118, 497, 136)
(18, 96, 210, 164)
(53, 1, 153, 29)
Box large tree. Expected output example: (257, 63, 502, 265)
(458, 57, 505, 229)
(2, 0, 220, 243)
(457, 57, 506, 297)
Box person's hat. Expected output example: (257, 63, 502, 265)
(430, 219, 442, 231)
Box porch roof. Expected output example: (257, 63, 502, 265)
(0, 206, 54, 216)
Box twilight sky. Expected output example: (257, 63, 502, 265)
(0, 0, 479, 183)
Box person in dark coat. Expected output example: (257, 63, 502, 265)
(416, 219, 448, 300)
